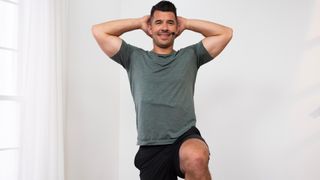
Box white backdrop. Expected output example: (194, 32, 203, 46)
(66, 0, 320, 180)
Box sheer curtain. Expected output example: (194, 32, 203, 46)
(18, 0, 67, 179)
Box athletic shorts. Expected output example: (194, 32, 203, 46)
(134, 126, 209, 180)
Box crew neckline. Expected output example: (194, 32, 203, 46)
(149, 50, 177, 58)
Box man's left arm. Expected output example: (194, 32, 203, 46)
(177, 17, 233, 58)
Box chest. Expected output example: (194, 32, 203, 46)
(130, 54, 198, 86)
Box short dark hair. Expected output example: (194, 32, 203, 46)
(150, 1, 177, 19)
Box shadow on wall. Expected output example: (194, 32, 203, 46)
(310, 104, 320, 118)
(288, 0, 320, 178)
(293, 0, 320, 119)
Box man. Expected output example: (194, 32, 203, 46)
(92, 1, 232, 180)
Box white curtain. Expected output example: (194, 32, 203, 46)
(18, 0, 67, 179)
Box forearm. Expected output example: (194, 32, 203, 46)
(184, 19, 232, 37)
(92, 18, 142, 37)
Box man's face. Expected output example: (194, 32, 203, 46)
(148, 10, 178, 49)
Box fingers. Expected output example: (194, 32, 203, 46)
(143, 15, 151, 24)
(140, 15, 152, 37)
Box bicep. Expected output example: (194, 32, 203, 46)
(202, 30, 233, 58)
(91, 26, 122, 57)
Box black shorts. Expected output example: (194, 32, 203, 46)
(134, 126, 208, 180)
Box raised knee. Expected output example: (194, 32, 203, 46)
(182, 150, 209, 173)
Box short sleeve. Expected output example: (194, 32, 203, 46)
(192, 41, 214, 68)
(110, 40, 134, 71)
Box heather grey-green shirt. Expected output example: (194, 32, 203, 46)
(111, 40, 213, 145)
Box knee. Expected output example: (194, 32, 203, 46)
(182, 149, 210, 174)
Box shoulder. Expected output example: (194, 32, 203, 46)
(112, 39, 147, 58)
(119, 40, 142, 51)
(178, 41, 203, 54)
(178, 41, 214, 68)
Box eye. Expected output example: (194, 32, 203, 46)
(168, 21, 175, 25)
(155, 20, 162, 25)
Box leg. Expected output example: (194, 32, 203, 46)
(179, 138, 211, 180)
(135, 145, 178, 180)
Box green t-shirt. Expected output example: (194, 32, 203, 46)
(111, 40, 213, 145)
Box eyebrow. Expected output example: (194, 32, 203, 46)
(154, 19, 176, 24)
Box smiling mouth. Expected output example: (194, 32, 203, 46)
(159, 32, 171, 35)
(158, 33, 172, 39)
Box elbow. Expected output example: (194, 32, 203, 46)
(91, 24, 100, 37)
(91, 24, 107, 39)
(226, 27, 233, 41)
(91, 24, 114, 39)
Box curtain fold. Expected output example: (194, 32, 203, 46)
(18, 0, 67, 179)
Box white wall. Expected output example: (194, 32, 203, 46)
(65, 0, 120, 180)
(65, 0, 320, 180)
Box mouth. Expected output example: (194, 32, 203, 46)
(158, 32, 172, 40)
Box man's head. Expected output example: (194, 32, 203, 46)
(148, 1, 178, 50)
(150, 1, 177, 20)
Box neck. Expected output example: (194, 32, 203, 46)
(152, 45, 174, 55)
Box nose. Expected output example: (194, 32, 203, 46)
(161, 23, 169, 31)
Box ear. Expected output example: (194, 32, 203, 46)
(147, 24, 153, 36)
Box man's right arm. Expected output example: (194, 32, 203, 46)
(91, 16, 150, 57)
